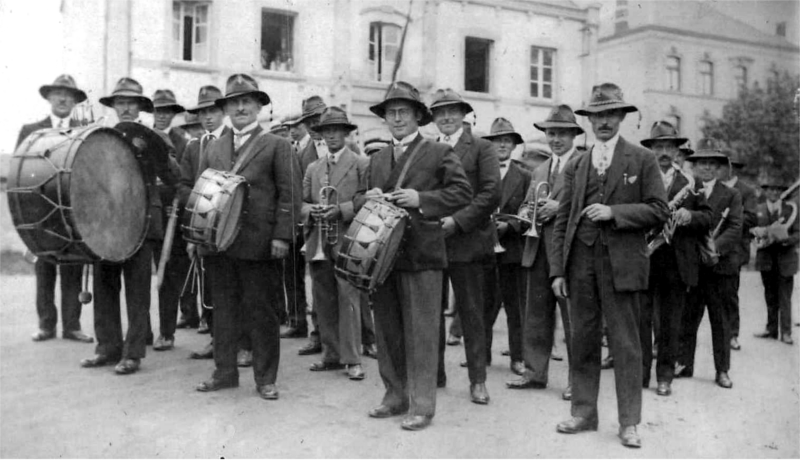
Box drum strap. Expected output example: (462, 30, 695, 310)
(230, 132, 268, 175)
(390, 139, 428, 192)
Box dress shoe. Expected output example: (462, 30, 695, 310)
(556, 416, 598, 434)
(715, 372, 732, 389)
(500, 349, 510, 356)
(362, 343, 378, 359)
(618, 425, 642, 448)
(237, 350, 253, 367)
(196, 378, 238, 392)
(368, 404, 407, 418)
(298, 338, 322, 355)
(674, 363, 693, 378)
(189, 342, 213, 359)
(80, 354, 119, 368)
(280, 325, 308, 339)
(146, 334, 154, 346)
(153, 336, 174, 351)
(63, 330, 94, 343)
(446, 334, 461, 346)
(257, 384, 279, 400)
(754, 331, 778, 339)
(781, 335, 794, 345)
(642, 376, 650, 389)
(401, 415, 432, 431)
(656, 381, 672, 396)
(730, 337, 741, 350)
(114, 358, 141, 375)
(601, 356, 614, 369)
(506, 376, 546, 389)
(31, 329, 56, 342)
(197, 319, 210, 334)
(175, 317, 189, 329)
(470, 383, 490, 405)
(561, 385, 572, 401)
(346, 364, 365, 380)
(444, 307, 456, 317)
(652, 344, 658, 358)
(309, 361, 345, 371)
(551, 351, 564, 361)
(510, 361, 526, 376)
(437, 376, 447, 388)
(460, 360, 468, 368)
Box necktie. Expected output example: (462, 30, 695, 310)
(444, 135, 451, 143)
(234, 132, 246, 150)
(596, 145, 610, 175)
(553, 157, 561, 175)
(393, 145, 404, 162)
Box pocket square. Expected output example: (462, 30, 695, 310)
(627, 175, 638, 184)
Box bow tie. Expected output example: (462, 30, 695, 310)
(499, 163, 508, 169)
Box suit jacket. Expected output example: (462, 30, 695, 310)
(16, 116, 80, 148)
(139, 128, 180, 241)
(168, 127, 191, 164)
(754, 201, 799, 276)
(700, 181, 743, 275)
(179, 127, 233, 205)
(730, 178, 757, 266)
(445, 131, 500, 263)
(354, 133, 472, 271)
(197, 126, 302, 260)
(550, 136, 669, 292)
(496, 160, 531, 265)
(297, 139, 320, 175)
(301, 147, 369, 261)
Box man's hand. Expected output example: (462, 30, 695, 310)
(187, 243, 197, 259)
(271, 239, 290, 259)
(390, 189, 420, 208)
(552, 277, 568, 298)
(319, 204, 341, 222)
(537, 198, 559, 223)
(364, 187, 384, 199)
(495, 221, 509, 237)
(673, 208, 692, 226)
(581, 203, 614, 222)
(441, 216, 458, 237)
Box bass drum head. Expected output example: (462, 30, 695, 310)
(216, 182, 246, 251)
(71, 128, 148, 262)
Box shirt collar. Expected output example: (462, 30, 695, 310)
(298, 133, 311, 150)
(768, 199, 782, 213)
(596, 132, 620, 153)
(499, 159, 510, 169)
(723, 176, 738, 188)
(553, 147, 575, 171)
(703, 178, 717, 190)
(209, 124, 225, 139)
(232, 121, 259, 136)
(439, 127, 463, 147)
(393, 130, 419, 147)
(162, 126, 173, 134)
(50, 114, 70, 129)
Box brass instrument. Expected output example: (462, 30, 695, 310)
(522, 182, 552, 238)
(699, 207, 730, 267)
(491, 209, 506, 254)
(645, 164, 699, 257)
(751, 179, 800, 248)
(311, 185, 339, 261)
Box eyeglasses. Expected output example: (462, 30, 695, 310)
(385, 108, 414, 120)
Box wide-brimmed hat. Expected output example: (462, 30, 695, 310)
(369, 81, 432, 126)
(483, 118, 523, 145)
(429, 88, 474, 115)
(187, 86, 223, 113)
(760, 175, 790, 190)
(575, 83, 638, 116)
(722, 147, 746, 168)
(534, 105, 585, 134)
(39, 74, 87, 103)
(685, 138, 729, 163)
(311, 107, 357, 133)
(152, 89, 185, 113)
(364, 137, 390, 156)
(269, 119, 288, 134)
(100, 77, 154, 113)
(214, 74, 270, 108)
(282, 113, 304, 127)
(297, 96, 327, 123)
(180, 112, 201, 129)
(641, 120, 687, 148)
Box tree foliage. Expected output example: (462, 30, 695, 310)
(702, 71, 799, 185)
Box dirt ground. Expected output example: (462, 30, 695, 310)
(0, 271, 797, 458)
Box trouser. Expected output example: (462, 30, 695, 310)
(310, 259, 362, 365)
(361, 292, 376, 346)
(438, 261, 489, 384)
(207, 255, 282, 386)
(760, 269, 794, 337)
(373, 270, 442, 417)
(568, 240, 642, 426)
(152, 247, 194, 338)
(484, 262, 525, 363)
(93, 242, 153, 360)
(730, 271, 742, 338)
(35, 259, 83, 333)
(680, 267, 734, 374)
(283, 239, 308, 329)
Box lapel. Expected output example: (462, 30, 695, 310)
(214, 130, 234, 171)
(233, 126, 265, 173)
(573, 148, 591, 211)
(327, 148, 356, 188)
(500, 162, 522, 209)
(667, 170, 687, 201)
(453, 130, 471, 161)
(386, 133, 426, 190)
(602, 137, 630, 203)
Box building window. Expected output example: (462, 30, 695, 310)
(666, 56, 681, 91)
(776, 21, 786, 37)
(368, 22, 401, 82)
(464, 37, 492, 93)
(699, 60, 714, 95)
(261, 10, 295, 72)
(530, 47, 555, 99)
(734, 65, 748, 89)
(172, 2, 210, 63)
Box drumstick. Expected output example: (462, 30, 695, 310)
(157, 196, 181, 291)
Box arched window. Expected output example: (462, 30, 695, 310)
(699, 60, 714, 96)
(369, 22, 401, 82)
(734, 65, 748, 89)
(666, 56, 681, 91)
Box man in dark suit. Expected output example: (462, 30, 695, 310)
(431, 89, 499, 405)
(482, 118, 530, 378)
(550, 83, 669, 448)
(676, 139, 743, 389)
(17, 74, 92, 344)
(191, 74, 302, 400)
(638, 121, 712, 397)
(507, 105, 585, 401)
(357, 81, 472, 431)
(752, 177, 798, 345)
(81, 77, 180, 375)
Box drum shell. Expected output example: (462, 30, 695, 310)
(182, 168, 248, 253)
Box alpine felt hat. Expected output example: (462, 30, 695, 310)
(369, 81, 432, 126)
(483, 117, 524, 145)
(534, 105, 584, 134)
(214, 74, 270, 108)
(100, 77, 154, 113)
(685, 138, 729, 163)
(311, 106, 357, 133)
(640, 120, 687, 148)
(429, 88, 474, 115)
(297, 96, 327, 123)
(575, 83, 638, 116)
(187, 86, 223, 113)
(39, 74, 87, 103)
(152, 89, 185, 113)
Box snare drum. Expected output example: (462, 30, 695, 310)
(183, 168, 248, 252)
(335, 198, 408, 292)
(7, 125, 148, 263)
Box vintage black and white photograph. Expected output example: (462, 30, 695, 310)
(0, 0, 798, 457)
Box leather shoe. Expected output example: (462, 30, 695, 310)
(556, 417, 598, 434)
(437, 376, 447, 388)
(153, 336, 174, 351)
(619, 425, 641, 448)
(501, 349, 510, 356)
(237, 350, 253, 367)
(674, 363, 693, 378)
(754, 331, 778, 339)
(401, 415, 432, 431)
(446, 334, 461, 346)
(730, 337, 741, 350)
(781, 335, 794, 345)
(511, 361, 526, 376)
(114, 358, 140, 375)
(347, 364, 365, 380)
(80, 354, 119, 368)
(601, 355, 614, 369)
(32, 329, 56, 342)
(175, 317, 189, 329)
(189, 341, 213, 359)
(656, 381, 672, 396)
(309, 361, 345, 371)
(257, 384, 279, 400)
(363, 343, 378, 359)
(280, 325, 308, 339)
(460, 360, 468, 368)
(506, 376, 546, 389)
(715, 372, 732, 389)
(368, 404, 407, 418)
(197, 319, 210, 334)
(63, 330, 94, 343)
(562, 385, 572, 401)
(470, 383, 490, 405)
(196, 378, 238, 392)
(298, 338, 322, 355)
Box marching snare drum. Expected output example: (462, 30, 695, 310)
(182, 168, 248, 252)
(7, 125, 148, 263)
(335, 198, 408, 292)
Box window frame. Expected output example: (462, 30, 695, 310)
(464, 36, 493, 94)
(259, 8, 297, 73)
(699, 60, 714, 96)
(172, 1, 211, 64)
(368, 21, 402, 82)
(529, 46, 556, 100)
(666, 55, 681, 92)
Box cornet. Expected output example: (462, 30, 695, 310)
(491, 209, 506, 254)
(311, 185, 339, 261)
(521, 182, 552, 238)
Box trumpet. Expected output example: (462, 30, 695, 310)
(645, 164, 698, 257)
(521, 182, 552, 238)
(751, 179, 800, 249)
(311, 185, 338, 261)
(491, 209, 506, 254)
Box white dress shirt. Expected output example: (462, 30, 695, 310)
(209, 124, 225, 139)
(438, 127, 463, 148)
(298, 133, 311, 152)
(50, 114, 70, 129)
(232, 121, 259, 150)
(552, 147, 576, 175)
(767, 199, 783, 216)
(702, 179, 717, 199)
(592, 132, 620, 174)
(499, 160, 510, 180)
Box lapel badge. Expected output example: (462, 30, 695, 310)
(627, 175, 638, 185)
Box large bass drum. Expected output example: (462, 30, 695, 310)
(7, 125, 148, 263)
(335, 198, 408, 292)
(182, 168, 248, 252)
